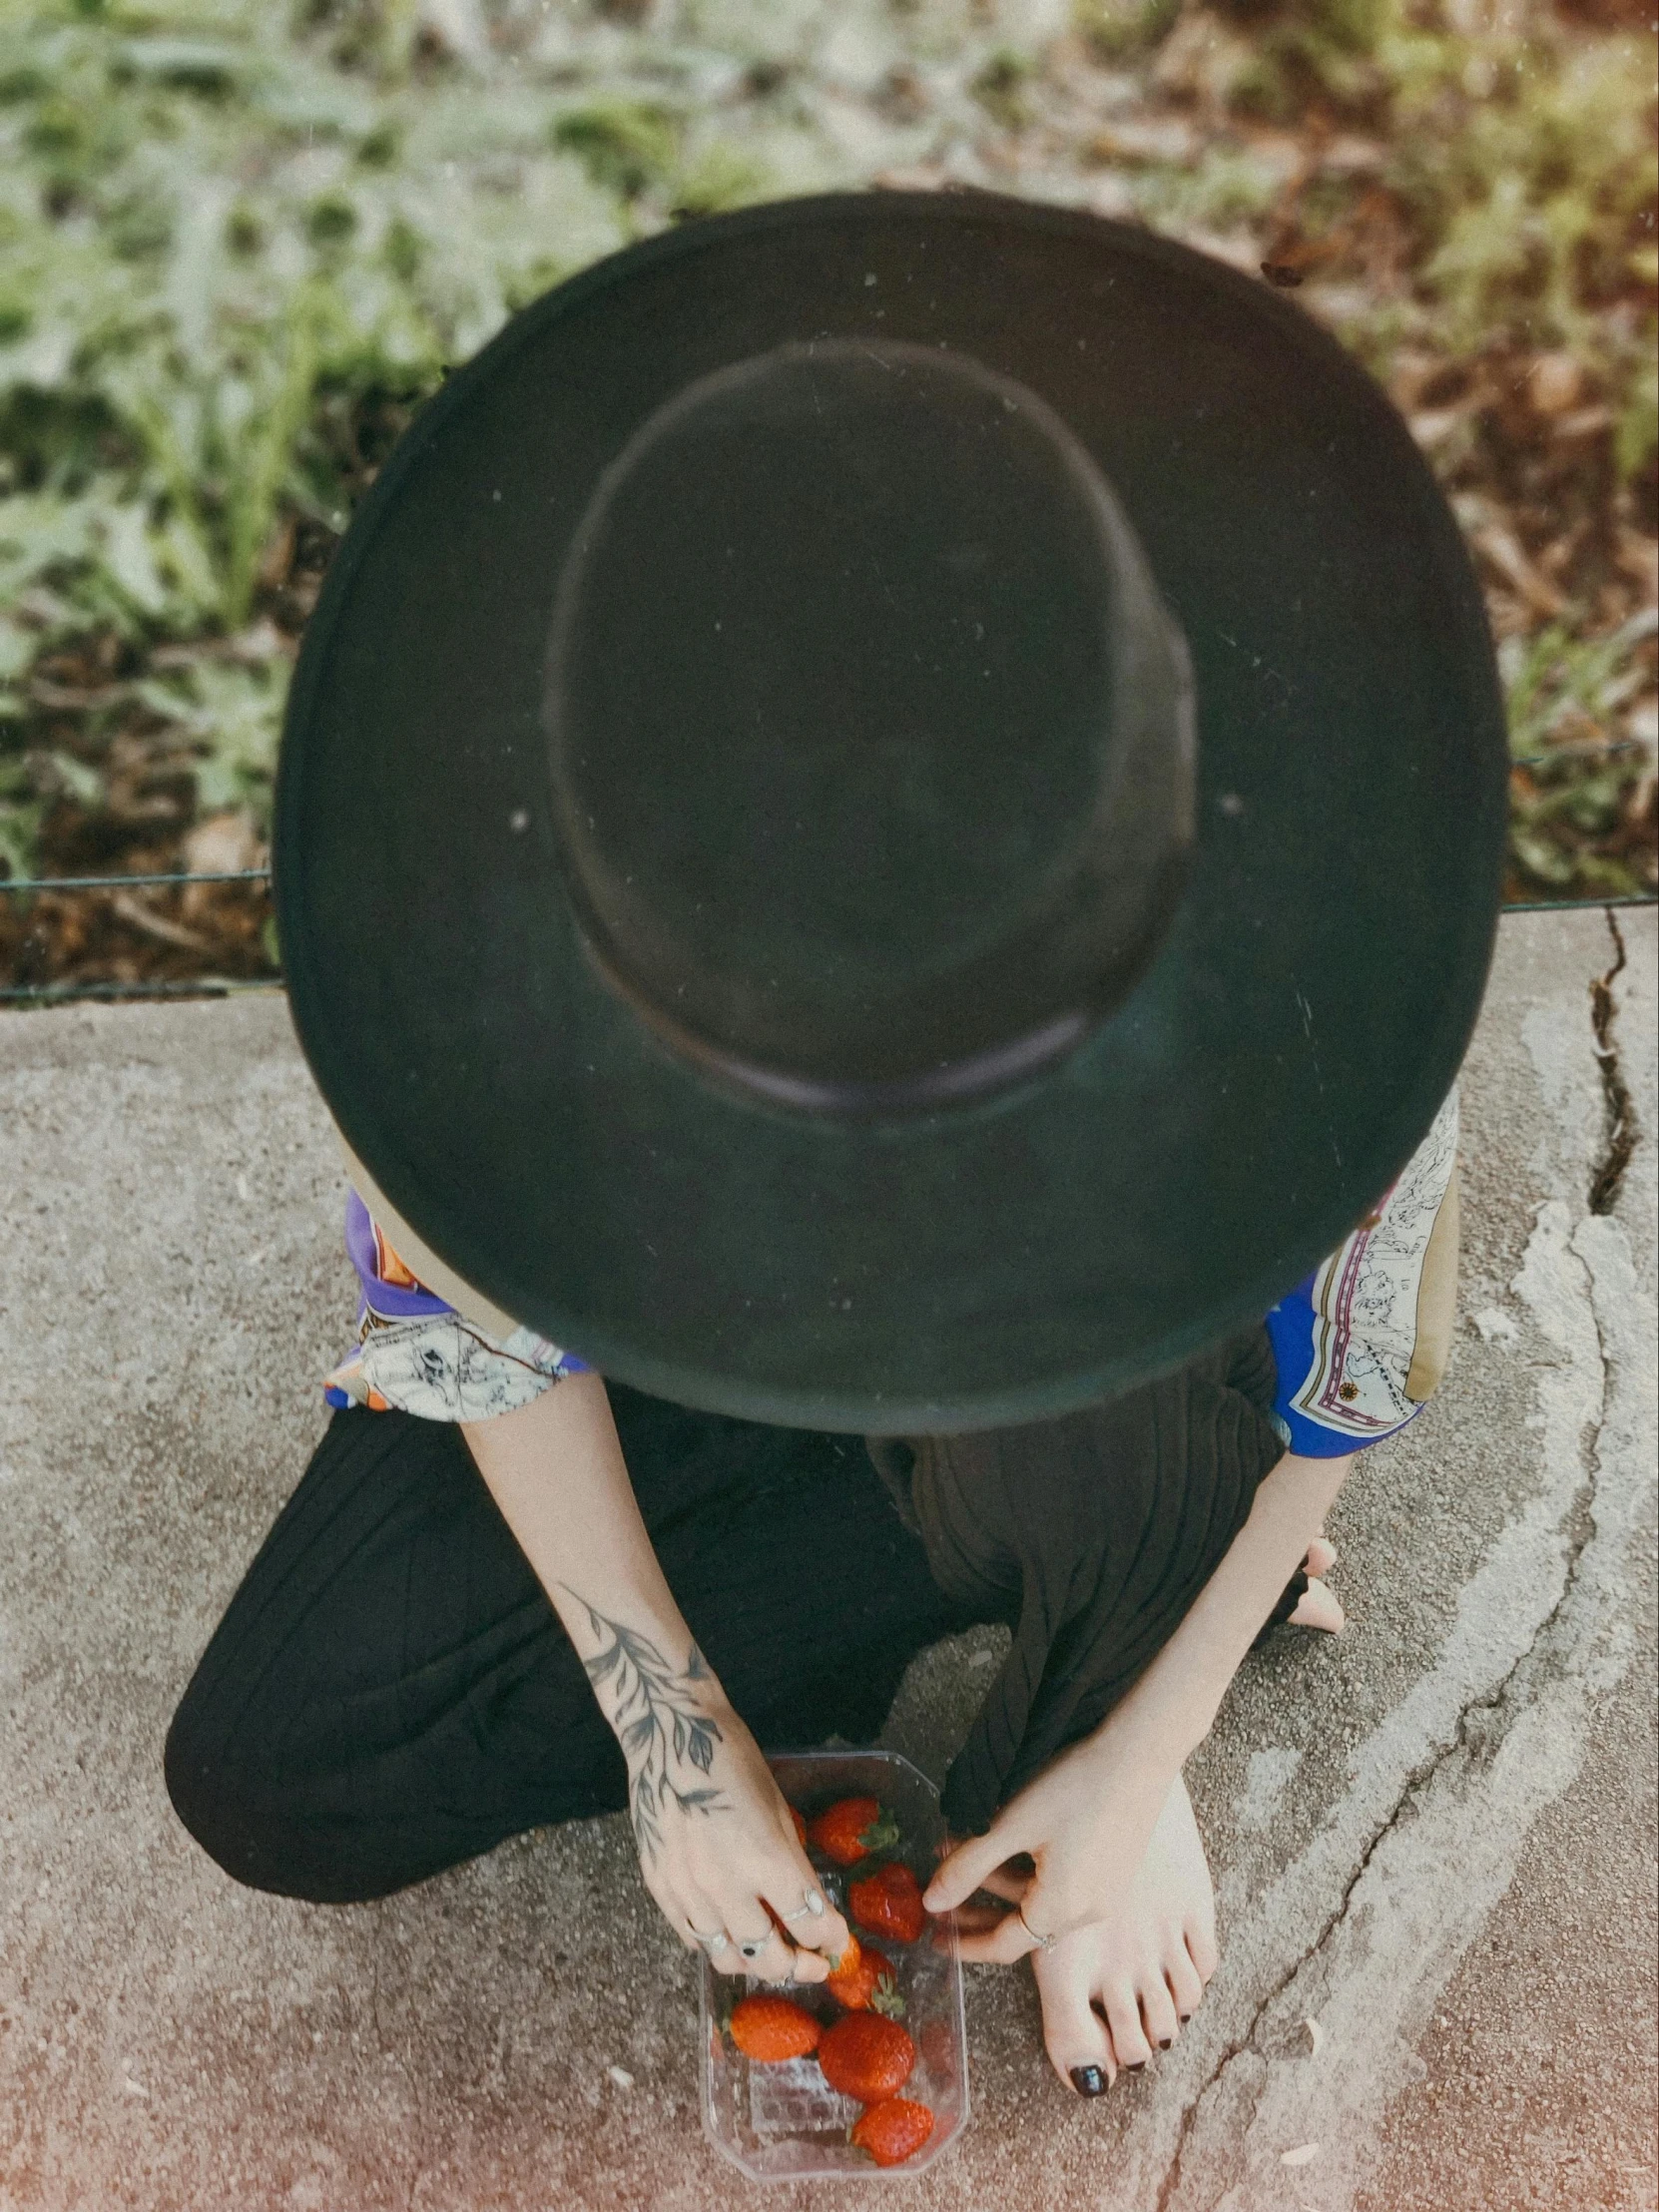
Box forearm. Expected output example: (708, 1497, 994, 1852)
(462, 1377, 846, 1970)
(461, 1374, 709, 1703)
(1099, 1448, 1355, 1771)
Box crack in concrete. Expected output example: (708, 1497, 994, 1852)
(1589, 908, 1636, 1215)
(1150, 1649, 1550, 2212)
(1158, 1470, 1610, 2209)
(1155, 1065, 1627, 2210)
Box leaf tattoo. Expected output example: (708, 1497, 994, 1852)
(561, 1589, 729, 1866)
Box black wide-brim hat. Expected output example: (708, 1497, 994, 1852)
(275, 189, 1507, 1434)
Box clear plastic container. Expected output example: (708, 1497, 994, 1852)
(699, 1748, 970, 2184)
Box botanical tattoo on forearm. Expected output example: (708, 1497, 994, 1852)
(561, 1588, 728, 1865)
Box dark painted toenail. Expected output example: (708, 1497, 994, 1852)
(1070, 2066, 1106, 2097)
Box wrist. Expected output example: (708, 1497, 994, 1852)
(1085, 1679, 1207, 1786)
(1077, 1452, 1357, 1779)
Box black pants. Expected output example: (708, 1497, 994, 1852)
(166, 1331, 1285, 1905)
(164, 1383, 985, 1904)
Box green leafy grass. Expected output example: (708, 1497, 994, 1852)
(1502, 610, 1657, 889)
(0, 0, 1652, 919)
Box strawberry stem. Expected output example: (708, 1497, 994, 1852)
(859, 1809, 901, 1856)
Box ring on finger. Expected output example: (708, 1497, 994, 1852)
(690, 1926, 730, 1953)
(735, 1931, 777, 1961)
(1018, 1903, 1058, 1951)
(780, 1890, 828, 1924)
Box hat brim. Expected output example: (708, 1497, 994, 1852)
(275, 190, 1506, 1433)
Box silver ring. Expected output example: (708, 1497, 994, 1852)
(691, 1927, 730, 1952)
(737, 1936, 772, 1961)
(781, 1890, 828, 1924)
(1018, 1904, 1058, 1952)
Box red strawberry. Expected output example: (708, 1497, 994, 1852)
(847, 1861, 927, 1944)
(790, 1805, 810, 1849)
(808, 1795, 899, 1868)
(728, 1994, 822, 2063)
(817, 2012, 916, 2102)
(851, 2097, 936, 2168)
(826, 1935, 904, 2016)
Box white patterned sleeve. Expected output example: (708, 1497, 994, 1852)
(1262, 1083, 1461, 1457)
(322, 1190, 593, 1420)
(327, 1315, 592, 1421)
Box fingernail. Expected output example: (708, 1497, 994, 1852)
(1159, 2038, 1173, 2049)
(1070, 2066, 1107, 2097)
(1127, 2060, 1147, 2071)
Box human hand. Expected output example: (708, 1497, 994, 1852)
(924, 1533, 1344, 1960)
(656, 1701, 852, 1982)
(471, 1386, 854, 1986)
(922, 1710, 1175, 1964)
(586, 1607, 850, 1981)
(932, 1772, 1220, 2091)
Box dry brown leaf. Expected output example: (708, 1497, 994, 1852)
(182, 813, 262, 875)
(1319, 133, 1386, 177)
(256, 514, 297, 595)
(1528, 351, 1585, 415)
(1552, 405, 1615, 441)
(28, 677, 131, 711)
(1614, 531, 1659, 600)
(181, 813, 266, 919)
(1087, 117, 1201, 166)
(1473, 523, 1569, 618)
(1408, 406, 1472, 449)
(1150, 9, 1256, 106)
(109, 889, 213, 952)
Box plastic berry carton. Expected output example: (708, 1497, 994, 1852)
(699, 1747, 970, 2183)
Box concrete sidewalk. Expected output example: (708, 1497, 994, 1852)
(1, 907, 1653, 2212)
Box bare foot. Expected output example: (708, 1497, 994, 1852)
(1037, 1531, 1344, 2095)
(936, 1533, 1345, 2096)
(1024, 1771, 1218, 2093)
(1290, 1532, 1345, 1634)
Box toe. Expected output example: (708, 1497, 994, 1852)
(1099, 1980, 1153, 2069)
(1138, 1966, 1180, 2050)
(1033, 1940, 1118, 2096)
(1290, 1576, 1346, 1633)
(1185, 1919, 1220, 1985)
(1037, 1974, 1117, 2096)
(1164, 1942, 1204, 2022)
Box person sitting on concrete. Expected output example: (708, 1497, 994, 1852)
(165, 1086, 1459, 2093)
(162, 191, 1503, 2099)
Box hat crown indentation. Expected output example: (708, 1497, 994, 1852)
(545, 336, 1196, 1118)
